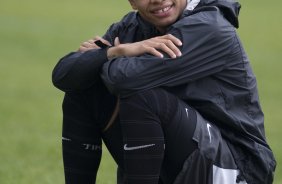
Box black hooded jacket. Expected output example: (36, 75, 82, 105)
(52, 0, 276, 183)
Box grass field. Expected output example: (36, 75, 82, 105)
(0, 0, 281, 183)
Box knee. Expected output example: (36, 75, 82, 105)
(119, 88, 179, 119)
(119, 88, 163, 111)
(121, 88, 172, 104)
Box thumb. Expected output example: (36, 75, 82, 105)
(114, 37, 120, 46)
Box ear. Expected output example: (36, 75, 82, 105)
(128, 0, 137, 10)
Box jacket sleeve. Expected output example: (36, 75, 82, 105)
(52, 22, 121, 92)
(52, 49, 109, 92)
(101, 10, 236, 97)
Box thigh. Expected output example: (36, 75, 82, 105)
(119, 88, 198, 183)
(143, 89, 243, 184)
(150, 90, 198, 183)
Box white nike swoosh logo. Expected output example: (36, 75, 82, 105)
(124, 144, 156, 151)
(207, 123, 212, 143)
(62, 137, 71, 141)
(185, 108, 189, 118)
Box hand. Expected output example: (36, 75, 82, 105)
(78, 36, 111, 52)
(107, 34, 182, 59)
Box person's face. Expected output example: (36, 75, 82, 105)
(129, 0, 187, 32)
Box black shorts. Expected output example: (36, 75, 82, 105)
(173, 109, 247, 184)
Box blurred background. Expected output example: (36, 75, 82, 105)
(0, 0, 281, 183)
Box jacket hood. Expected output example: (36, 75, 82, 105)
(195, 0, 241, 28)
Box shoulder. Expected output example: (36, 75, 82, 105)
(111, 11, 138, 30)
(120, 11, 138, 24)
(167, 7, 237, 53)
(171, 7, 235, 34)
(104, 11, 139, 42)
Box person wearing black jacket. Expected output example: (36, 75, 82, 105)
(52, 0, 276, 183)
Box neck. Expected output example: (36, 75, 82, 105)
(156, 26, 167, 34)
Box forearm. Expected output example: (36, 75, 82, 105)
(52, 48, 108, 92)
(52, 16, 136, 92)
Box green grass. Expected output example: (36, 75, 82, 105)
(238, 2, 282, 183)
(0, 0, 281, 183)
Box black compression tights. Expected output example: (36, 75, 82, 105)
(61, 93, 103, 184)
(119, 88, 197, 184)
(61, 83, 123, 184)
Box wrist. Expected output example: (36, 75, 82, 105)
(107, 46, 121, 60)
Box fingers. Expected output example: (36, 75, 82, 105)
(143, 34, 182, 58)
(94, 36, 112, 47)
(144, 46, 164, 58)
(156, 41, 180, 58)
(163, 34, 182, 46)
(107, 34, 182, 58)
(158, 35, 182, 58)
(164, 35, 182, 54)
(78, 36, 112, 52)
(78, 40, 99, 52)
(114, 37, 121, 46)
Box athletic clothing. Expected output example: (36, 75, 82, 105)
(119, 88, 197, 184)
(61, 81, 122, 183)
(61, 86, 246, 184)
(60, 86, 198, 184)
(118, 88, 249, 184)
(53, 0, 276, 183)
(101, 5, 276, 184)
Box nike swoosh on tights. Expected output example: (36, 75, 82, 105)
(62, 137, 71, 141)
(124, 144, 156, 151)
